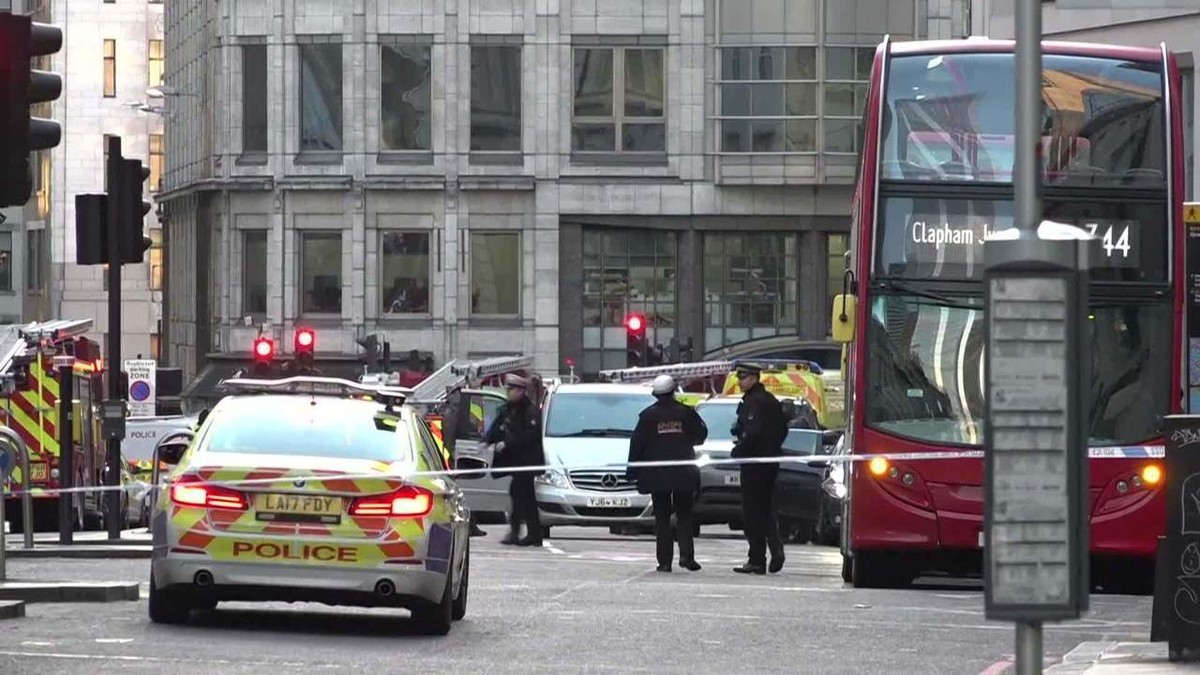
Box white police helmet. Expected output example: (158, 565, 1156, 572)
(651, 374, 676, 396)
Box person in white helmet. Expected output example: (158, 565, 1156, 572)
(627, 374, 708, 572)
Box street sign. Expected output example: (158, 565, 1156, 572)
(984, 234, 1090, 622)
(0, 443, 13, 480)
(124, 358, 156, 417)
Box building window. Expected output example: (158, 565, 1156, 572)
(150, 333, 161, 360)
(823, 46, 872, 154)
(103, 39, 116, 98)
(149, 133, 163, 193)
(469, 44, 522, 152)
(102, 134, 116, 190)
(299, 41, 343, 152)
(242, 44, 268, 154)
(0, 232, 11, 292)
(703, 233, 798, 349)
(572, 46, 666, 154)
(718, 47, 817, 153)
(470, 231, 519, 316)
(380, 39, 432, 152)
(300, 231, 342, 314)
(25, 229, 44, 291)
(380, 231, 430, 315)
(242, 230, 267, 315)
(148, 39, 164, 87)
(582, 229, 676, 373)
(148, 229, 163, 291)
(826, 233, 849, 331)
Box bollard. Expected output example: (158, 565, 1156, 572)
(0, 426, 34, 549)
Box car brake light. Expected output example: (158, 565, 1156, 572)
(349, 485, 434, 518)
(170, 476, 249, 511)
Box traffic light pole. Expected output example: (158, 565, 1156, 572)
(105, 135, 123, 540)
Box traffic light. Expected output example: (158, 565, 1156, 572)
(252, 335, 275, 374)
(294, 327, 315, 362)
(118, 158, 152, 264)
(625, 313, 647, 367)
(0, 14, 62, 208)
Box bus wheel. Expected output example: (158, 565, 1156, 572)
(851, 551, 916, 589)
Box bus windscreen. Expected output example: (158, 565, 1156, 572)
(881, 52, 1165, 186)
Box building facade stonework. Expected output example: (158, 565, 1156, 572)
(161, 0, 967, 381)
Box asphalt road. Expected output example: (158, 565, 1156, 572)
(0, 527, 1153, 674)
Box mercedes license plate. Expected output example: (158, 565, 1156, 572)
(723, 473, 741, 486)
(586, 497, 632, 508)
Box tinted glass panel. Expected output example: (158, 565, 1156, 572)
(545, 393, 648, 437)
(865, 294, 1170, 446)
(697, 404, 738, 441)
(204, 399, 414, 463)
(875, 196, 1167, 282)
(881, 53, 1165, 186)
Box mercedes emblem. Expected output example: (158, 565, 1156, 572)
(600, 473, 619, 488)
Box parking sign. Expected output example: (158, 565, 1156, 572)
(124, 359, 157, 417)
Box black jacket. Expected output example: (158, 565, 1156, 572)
(731, 383, 788, 464)
(626, 396, 708, 494)
(484, 397, 545, 478)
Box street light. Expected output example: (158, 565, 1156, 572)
(146, 85, 197, 98)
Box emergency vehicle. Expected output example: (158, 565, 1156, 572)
(0, 319, 111, 533)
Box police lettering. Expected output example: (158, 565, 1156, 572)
(231, 541, 357, 562)
(656, 420, 683, 435)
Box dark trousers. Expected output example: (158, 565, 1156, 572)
(740, 467, 783, 566)
(508, 474, 541, 539)
(651, 491, 696, 566)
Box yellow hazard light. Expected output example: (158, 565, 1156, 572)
(1140, 464, 1162, 486)
(868, 457, 889, 477)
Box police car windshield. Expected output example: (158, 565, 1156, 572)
(544, 392, 649, 438)
(201, 397, 415, 463)
(696, 403, 738, 441)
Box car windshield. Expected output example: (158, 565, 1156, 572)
(544, 392, 651, 437)
(866, 293, 1171, 446)
(201, 397, 415, 463)
(697, 404, 739, 441)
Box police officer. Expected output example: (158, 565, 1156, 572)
(486, 374, 545, 547)
(627, 375, 708, 573)
(730, 363, 789, 575)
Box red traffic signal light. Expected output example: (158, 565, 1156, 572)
(252, 336, 275, 362)
(625, 314, 645, 333)
(294, 327, 315, 354)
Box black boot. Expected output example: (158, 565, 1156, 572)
(733, 561, 766, 575)
(469, 521, 487, 538)
(500, 526, 519, 546)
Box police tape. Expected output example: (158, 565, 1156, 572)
(0, 445, 1165, 498)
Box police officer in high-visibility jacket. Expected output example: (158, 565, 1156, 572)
(730, 362, 789, 575)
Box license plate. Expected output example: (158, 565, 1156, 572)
(586, 497, 632, 508)
(29, 463, 48, 481)
(723, 473, 741, 486)
(255, 493, 343, 517)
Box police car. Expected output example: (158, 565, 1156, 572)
(148, 376, 470, 635)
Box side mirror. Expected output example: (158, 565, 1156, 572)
(831, 293, 857, 344)
(373, 412, 400, 432)
(154, 429, 196, 468)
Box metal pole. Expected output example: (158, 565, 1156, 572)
(105, 135, 123, 540)
(0, 426, 35, 548)
(1013, 2, 1044, 672)
(1015, 0, 1042, 232)
(56, 362, 72, 545)
(1016, 621, 1044, 674)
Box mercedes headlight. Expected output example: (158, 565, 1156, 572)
(536, 468, 571, 489)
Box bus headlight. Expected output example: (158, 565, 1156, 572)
(868, 457, 889, 476)
(1140, 464, 1162, 487)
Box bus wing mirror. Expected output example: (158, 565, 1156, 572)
(831, 293, 857, 344)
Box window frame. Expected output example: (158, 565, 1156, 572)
(822, 45, 873, 155)
(149, 133, 163, 193)
(825, 232, 849, 335)
(298, 230, 343, 316)
(148, 228, 163, 292)
(468, 230, 521, 319)
(103, 39, 116, 98)
(715, 44, 819, 155)
(297, 38, 345, 157)
(148, 39, 164, 88)
(0, 231, 12, 293)
(241, 229, 268, 316)
(702, 231, 800, 349)
(241, 43, 269, 157)
(468, 39, 524, 161)
(378, 229, 432, 317)
(378, 36, 434, 155)
(571, 44, 667, 160)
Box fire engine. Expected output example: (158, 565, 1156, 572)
(0, 319, 111, 533)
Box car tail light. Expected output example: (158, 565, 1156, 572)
(349, 485, 434, 518)
(170, 475, 249, 511)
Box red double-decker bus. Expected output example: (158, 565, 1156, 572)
(831, 37, 1184, 593)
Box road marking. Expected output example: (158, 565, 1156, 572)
(543, 542, 566, 555)
(94, 639, 134, 644)
(20, 642, 55, 647)
(979, 659, 1012, 675)
(0, 651, 340, 668)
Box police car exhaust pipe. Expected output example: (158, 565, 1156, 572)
(375, 579, 395, 597)
(194, 570, 214, 587)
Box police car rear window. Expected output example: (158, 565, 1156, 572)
(202, 399, 415, 463)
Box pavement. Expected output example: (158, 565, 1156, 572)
(0, 525, 1182, 674)
(2, 529, 152, 559)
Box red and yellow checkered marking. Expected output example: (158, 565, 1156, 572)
(2, 355, 62, 493)
(167, 462, 447, 568)
(722, 366, 829, 427)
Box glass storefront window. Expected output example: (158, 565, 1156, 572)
(703, 232, 798, 349)
(581, 228, 677, 374)
(826, 233, 848, 331)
